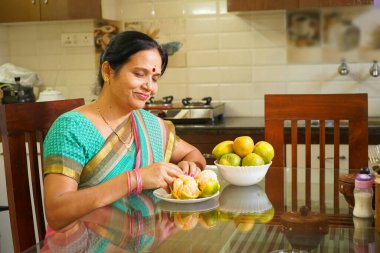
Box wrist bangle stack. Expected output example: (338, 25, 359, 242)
(134, 169, 143, 194)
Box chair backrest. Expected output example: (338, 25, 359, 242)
(0, 99, 85, 253)
(264, 94, 368, 212)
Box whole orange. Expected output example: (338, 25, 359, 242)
(233, 136, 254, 158)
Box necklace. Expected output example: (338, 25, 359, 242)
(95, 101, 134, 149)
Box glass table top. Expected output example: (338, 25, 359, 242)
(24, 166, 379, 253)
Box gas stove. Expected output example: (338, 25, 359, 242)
(145, 96, 224, 124)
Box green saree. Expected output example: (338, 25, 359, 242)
(43, 109, 177, 190)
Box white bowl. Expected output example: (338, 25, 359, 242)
(215, 161, 272, 186)
(219, 184, 272, 214)
(37, 88, 65, 102)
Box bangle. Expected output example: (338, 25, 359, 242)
(133, 169, 143, 194)
(126, 171, 133, 195)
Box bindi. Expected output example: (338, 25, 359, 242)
(152, 66, 156, 72)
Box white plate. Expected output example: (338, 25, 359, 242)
(158, 198, 219, 213)
(153, 188, 219, 204)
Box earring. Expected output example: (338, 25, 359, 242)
(104, 77, 109, 84)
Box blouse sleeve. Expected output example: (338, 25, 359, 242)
(43, 113, 87, 183)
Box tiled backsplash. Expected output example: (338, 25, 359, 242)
(0, 0, 380, 117)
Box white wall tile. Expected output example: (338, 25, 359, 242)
(160, 68, 187, 84)
(122, 2, 155, 19)
(187, 34, 218, 50)
(0, 42, 9, 57)
(253, 66, 288, 82)
(253, 30, 286, 48)
(186, 17, 218, 33)
(9, 41, 37, 56)
(368, 98, 380, 117)
(287, 65, 324, 82)
(155, 1, 185, 18)
(219, 32, 254, 49)
(8, 24, 37, 41)
(155, 84, 188, 101)
(185, 0, 217, 16)
(188, 84, 219, 100)
(0, 26, 9, 42)
(187, 50, 219, 67)
(253, 48, 286, 65)
(251, 12, 286, 31)
(253, 82, 287, 99)
(10, 56, 39, 71)
(219, 66, 252, 83)
(219, 83, 253, 100)
(223, 100, 256, 117)
(218, 15, 252, 32)
(188, 67, 220, 83)
(219, 50, 252, 66)
(286, 81, 322, 94)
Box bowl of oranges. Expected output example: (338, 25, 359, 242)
(212, 136, 274, 186)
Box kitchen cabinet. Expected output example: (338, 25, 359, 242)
(227, 0, 298, 12)
(299, 0, 374, 8)
(0, 0, 101, 23)
(227, 0, 374, 11)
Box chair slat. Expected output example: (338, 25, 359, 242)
(305, 120, 311, 208)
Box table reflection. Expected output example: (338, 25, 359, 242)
(25, 167, 379, 253)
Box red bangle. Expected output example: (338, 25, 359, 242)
(134, 169, 143, 194)
(126, 171, 133, 195)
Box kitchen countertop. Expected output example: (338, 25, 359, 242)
(175, 117, 380, 144)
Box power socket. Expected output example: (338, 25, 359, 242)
(61, 33, 94, 47)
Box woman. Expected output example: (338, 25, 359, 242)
(43, 31, 206, 231)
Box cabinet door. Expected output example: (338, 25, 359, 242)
(40, 0, 101, 21)
(0, 0, 40, 22)
(228, 0, 298, 11)
(329, 0, 373, 6)
(299, 0, 330, 8)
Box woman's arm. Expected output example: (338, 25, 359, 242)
(170, 138, 206, 176)
(44, 161, 183, 230)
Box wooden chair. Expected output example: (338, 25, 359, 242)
(0, 99, 85, 253)
(264, 94, 368, 212)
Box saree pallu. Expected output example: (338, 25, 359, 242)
(43, 109, 177, 190)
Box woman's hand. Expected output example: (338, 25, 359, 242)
(177, 161, 201, 178)
(140, 162, 184, 193)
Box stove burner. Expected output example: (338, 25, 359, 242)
(146, 95, 173, 106)
(182, 96, 212, 107)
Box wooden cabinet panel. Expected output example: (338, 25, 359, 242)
(0, 0, 101, 23)
(228, 0, 374, 11)
(228, 0, 298, 11)
(40, 0, 101, 21)
(0, 0, 40, 22)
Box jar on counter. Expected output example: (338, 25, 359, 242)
(353, 174, 374, 218)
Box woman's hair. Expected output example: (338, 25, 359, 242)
(96, 31, 168, 89)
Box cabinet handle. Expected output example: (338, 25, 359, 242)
(317, 156, 346, 160)
(44, 0, 48, 4)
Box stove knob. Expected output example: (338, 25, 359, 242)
(182, 97, 192, 106)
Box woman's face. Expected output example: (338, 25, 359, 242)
(105, 48, 162, 110)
